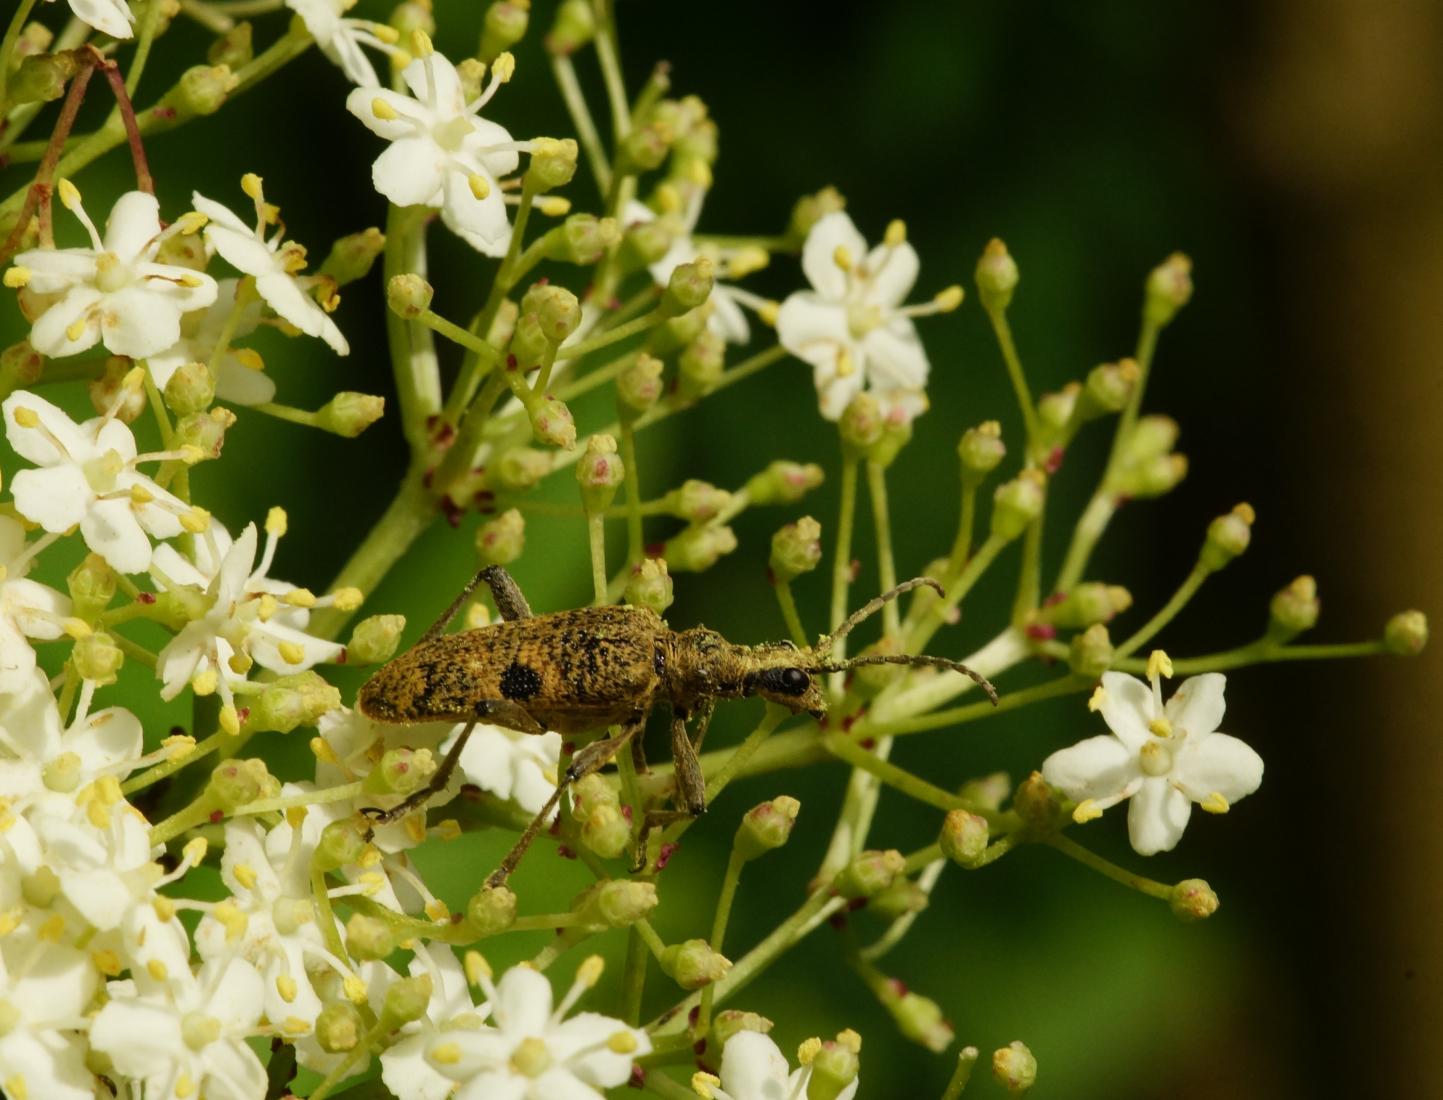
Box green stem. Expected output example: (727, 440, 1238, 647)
(551, 53, 610, 194)
(940, 1047, 981, 1100)
(587, 513, 608, 606)
(947, 482, 977, 576)
(383, 204, 443, 453)
(823, 735, 964, 814)
(619, 418, 644, 566)
(1046, 834, 1171, 900)
(865, 460, 900, 639)
(592, 0, 630, 141)
(828, 456, 859, 678)
(698, 846, 746, 1033)
(634, 918, 667, 961)
(121, 730, 225, 795)
(621, 925, 647, 1026)
(1115, 563, 1209, 659)
(984, 305, 1039, 448)
(858, 673, 1085, 740)
(904, 533, 1011, 655)
(124, 0, 169, 95)
(554, 307, 665, 360)
(640, 1069, 699, 1100)
(773, 581, 809, 648)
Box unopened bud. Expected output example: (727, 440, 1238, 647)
(545, 0, 594, 54)
(527, 136, 579, 192)
(163, 361, 215, 416)
(579, 803, 630, 860)
(1082, 359, 1139, 415)
(576, 434, 624, 512)
(1144, 252, 1193, 329)
(666, 479, 731, 523)
(747, 460, 824, 505)
(770, 517, 822, 582)
(621, 122, 671, 173)
(387, 273, 433, 318)
(869, 878, 928, 921)
(660, 939, 730, 990)
(958, 771, 1012, 813)
(664, 524, 736, 573)
(737, 796, 800, 860)
(891, 991, 952, 1053)
(530, 394, 576, 448)
(1384, 610, 1429, 656)
(492, 448, 550, 492)
(67, 554, 114, 619)
(479, 0, 529, 62)
(174, 406, 236, 461)
(992, 1041, 1037, 1094)
(835, 849, 905, 899)
(247, 672, 341, 734)
(475, 509, 526, 567)
(677, 329, 725, 400)
(11, 51, 82, 106)
(161, 64, 235, 120)
(1269, 575, 1319, 639)
(1035, 386, 1078, 441)
(545, 214, 618, 265)
(1012, 771, 1064, 834)
(991, 471, 1046, 541)
(710, 1011, 774, 1053)
(314, 818, 369, 872)
(345, 912, 398, 960)
(1043, 583, 1132, 629)
(315, 1002, 363, 1053)
(319, 227, 385, 287)
(380, 974, 433, 1028)
(839, 392, 885, 453)
(648, 303, 708, 355)
(617, 353, 664, 415)
(208, 758, 270, 812)
(939, 810, 989, 868)
(975, 238, 1019, 313)
(365, 747, 435, 797)
(624, 557, 674, 613)
(1200, 503, 1255, 572)
(89, 359, 145, 423)
(388, 1, 435, 39)
(1169, 878, 1219, 923)
(0, 341, 43, 391)
(347, 614, 405, 665)
(467, 885, 518, 935)
(71, 632, 123, 684)
(787, 187, 846, 248)
(316, 392, 385, 437)
(520, 283, 582, 344)
(624, 216, 675, 266)
(1068, 623, 1114, 679)
(808, 1034, 862, 1100)
(662, 257, 715, 316)
(580, 879, 658, 927)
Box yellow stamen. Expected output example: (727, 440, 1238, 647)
(276, 975, 298, 1003)
(1147, 717, 1173, 738)
(933, 285, 964, 312)
(758, 299, 780, 327)
(277, 641, 306, 665)
(64, 317, 89, 343)
(219, 704, 241, 735)
(146, 959, 169, 981)
(467, 173, 492, 201)
(234, 347, 265, 371)
(152, 895, 177, 922)
(1200, 791, 1230, 814)
(180, 506, 211, 533)
(3, 266, 30, 288)
(1146, 650, 1174, 680)
(692, 1071, 721, 1099)
(464, 950, 493, 984)
(833, 245, 853, 272)
(424, 898, 450, 922)
(837, 1029, 862, 1053)
(257, 593, 279, 621)
(233, 863, 258, 890)
(331, 587, 364, 612)
(241, 173, 264, 201)
(492, 51, 516, 82)
(11, 406, 38, 428)
(884, 218, 907, 246)
(410, 29, 434, 57)
(283, 588, 317, 608)
(129, 484, 154, 505)
(191, 668, 218, 696)
(577, 954, 604, 988)
(797, 1037, 822, 1065)
(176, 211, 208, 235)
(431, 1042, 462, 1065)
(57, 178, 81, 210)
(1072, 798, 1103, 824)
(535, 196, 572, 216)
(266, 506, 288, 537)
(93, 948, 123, 976)
(61, 617, 91, 639)
(371, 97, 399, 122)
(607, 1031, 638, 1054)
(835, 346, 854, 377)
(310, 736, 339, 764)
(181, 836, 208, 866)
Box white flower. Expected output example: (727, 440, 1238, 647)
(2, 390, 193, 574)
(375, 948, 479, 1100)
(396, 957, 650, 1100)
(0, 669, 143, 803)
(147, 278, 276, 406)
(193, 179, 349, 355)
(453, 723, 561, 816)
(286, 0, 403, 86)
(90, 957, 267, 1100)
(347, 43, 522, 256)
(153, 517, 346, 726)
(776, 211, 943, 422)
(8, 188, 216, 360)
(701, 1031, 860, 1100)
(0, 930, 101, 1100)
(0, 515, 72, 696)
(45, 0, 134, 40)
(1042, 657, 1264, 855)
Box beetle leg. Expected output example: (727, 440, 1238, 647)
(629, 709, 708, 872)
(360, 718, 479, 829)
(689, 697, 717, 752)
(417, 565, 533, 645)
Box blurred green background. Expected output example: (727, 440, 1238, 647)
(4, 0, 1440, 1096)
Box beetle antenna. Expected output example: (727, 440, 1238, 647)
(819, 577, 945, 658)
(809, 653, 999, 704)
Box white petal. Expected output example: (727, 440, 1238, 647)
(492, 967, 552, 1037)
(215, 357, 278, 405)
(0, 618, 40, 696)
(100, 191, 161, 259)
(1171, 732, 1263, 804)
(11, 466, 90, 533)
(199, 1038, 269, 1100)
(708, 287, 751, 345)
(250, 621, 345, 672)
(382, 1033, 460, 1100)
(28, 285, 104, 358)
(3, 392, 93, 466)
(720, 1031, 792, 1100)
(255, 272, 349, 354)
(372, 138, 448, 208)
(464, 117, 520, 179)
(862, 316, 929, 392)
(100, 285, 186, 359)
(1041, 733, 1140, 803)
(801, 212, 867, 300)
(863, 238, 920, 307)
(1127, 776, 1192, 855)
(89, 999, 183, 1078)
(191, 193, 254, 237)
(203, 224, 281, 278)
(1164, 673, 1227, 737)
(66, 706, 144, 776)
(776, 293, 849, 362)
(5, 577, 72, 638)
(347, 86, 431, 142)
(0, 1030, 96, 1100)
(402, 52, 464, 113)
(80, 497, 153, 573)
(441, 171, 512, 256)
(1097, 672, 1157, 751)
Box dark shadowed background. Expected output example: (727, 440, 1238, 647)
(3, 1, 1439, 1096)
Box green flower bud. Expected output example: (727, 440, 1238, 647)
(315, 1002, 363, 1054)
(990, 471, 1047, 541)
(677, 329, 725, 400)
(527, 136, 579, 192)
(709, 1010, 774, 1053)
(456, 57, 487, 103)
(770, 517, 822, 583)
(544, 214, 618, 265)
(571, 773, 618, 817)
(1385, 610, 1429, 656)
(662, 257, 715, 316)
(576, 434, 624, 512)
(347, 614, 406, 666)
(1012, 771, 1064, 834)
(958, 771, 1012, 813)
(621, 122, 671, 173)
(835, 849, 905, 899)
(1068, 623, 1114, 679)
(545, 0, 594, 54)
(1036, 387, 1078, 442)
(521, 283, 582, 344)
(162, 64, 236, 120)
(162, 361, 215, 417)
(316, 392, 385, 438)
(1081, 359, 1139, 416)
(1200, 503, 1255, 573)
(746, 460, 825, 505)
(868, 416, 913, 470)
(530, 394, 576, 449)
(1043, 583, 1132, 630)
(510, 312, 550, 366)
(807, 1033, 863, 1100)
(317, 227, 385, 287)
(674, 116, 719, 168)
(1118, 452, 1188, 499)
(665, 479, 731, 523)
(992, 1040, 1038, 1094)
(364, 747, 437, 797)
(869, 878, 928, 921)
(1144, 252, 1193, 329)
(388, 1, 435, 39)
(0, 341, 43, 392)
(648, 302, 709, 355)
(387, 273, 433, 318)
(1269, 575, 1319, 639)
(475, 509, 526, 568)
(479, 0, 529, 61)
(892, 991, 953, 1052)
(939, 809, 989, 868)
(246, 672, 341, 734)
(660, 938, 730, 990)
(208, 759, 270, 812)
(579, 802, 630, 860)
(736, 795, 800, 861)
(492, 448, 551, 493)
(1169, 878, 1219, 923)
(617, 353, 664, 416)
(314, 818, 369, 873)
(975, 238, 1019, 313)
(787, 186, 846, 248)
(664, 524, 737, 573)
(152, 584, 210, 631)
(467, 885, 518, 935)
(89, 359, 144, 423)
(839, 393, 885, 454)
(207, 21, 254, 71)
(174, 406, 236, 462)
(624, 558, 674, 614)
(10, 51, 82, 106)
(67, 554, 116, 619)
(345, 912, 398, 961)
(380, 974, 433, 1028)
(72, 632, 123, 685)
(577, 879, 658, 927)
(624, 216, 676, 267)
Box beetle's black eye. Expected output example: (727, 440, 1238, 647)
(781, 668, 810, 693)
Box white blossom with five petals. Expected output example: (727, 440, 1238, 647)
(1042, 658, 1264, 855)
(285, 0, 403, 86)
(700, 1030, 861, 1100)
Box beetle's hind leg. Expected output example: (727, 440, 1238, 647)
(418, 564, 533, 645)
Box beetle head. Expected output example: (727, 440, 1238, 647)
(744, 642, 827, 718)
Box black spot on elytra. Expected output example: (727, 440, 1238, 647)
(499, 660, 542, 700)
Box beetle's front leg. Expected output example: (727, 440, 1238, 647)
(360, 718, 480, 832)
(630, 708, 709, 872)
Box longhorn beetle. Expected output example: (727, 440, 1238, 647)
(357, 565, 998, 885)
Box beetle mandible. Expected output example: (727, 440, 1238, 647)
(357, 565, 997, 885)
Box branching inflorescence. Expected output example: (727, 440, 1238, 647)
(0, 2, 1427, 1099)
